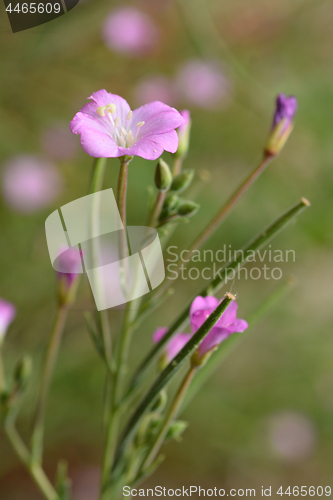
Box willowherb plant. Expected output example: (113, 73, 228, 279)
(0, 91, 309, 500)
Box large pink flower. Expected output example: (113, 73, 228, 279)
(70, 90, 185, 161)
(190, 296, 248, 357)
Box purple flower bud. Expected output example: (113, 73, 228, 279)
(57, 247, 82, 306)
(0, 299, 16, 342)
(190, 296, 248, 358)
(265, 93, 298, 157)
(153, 328, 192, 364)
(272, 94, 298, 129)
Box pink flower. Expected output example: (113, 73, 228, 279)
(176, 59, 229, 109)
(0, 299, 16, 342)
(190, 296, 248, 357)
(57, 247, 82, 287)
(102, 7, 159, 57)
(134, 75, 178, 107)
(1, 155, 63, 213)
(70, 90, 186, 161)
(41, 124, 78, 161)
(153, 328, 191, 363)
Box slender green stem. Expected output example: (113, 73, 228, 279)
(112, 294, 235, 473)
(172, 156, 183, 176)
(100, 157, 131, 494)
(0, 345, 6, 394)
(5, 423, 58, 500)
(127, 198, 310, 396)
(147, 191, 166, 228)
(31, 306, 68, 465)
(141, 367, 196, 472)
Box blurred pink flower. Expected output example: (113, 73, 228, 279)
(41, 124, 78, 161)
(134, 75, 178, 107)
(176, 59, 230, 109)
(267, 411, 317, 462)
(70, 89, 185, 160)
(0, 298, 16, 342)
(153, 327, 191, 363)
(1, 155, 63, 213)
(190, 296, 248, 357)
(57, 247, 82, 287)
(102, 7, 159, 57)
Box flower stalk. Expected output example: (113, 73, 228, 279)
(31, 305, 68, 465)
(141, 366, 197, 472)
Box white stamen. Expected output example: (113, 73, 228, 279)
(136, 121, 145, 128)
(126, 110, 133, 120)
(115, 117, 120, 127)
(97, 106, 106, 117)
(121, 127, 128, 136)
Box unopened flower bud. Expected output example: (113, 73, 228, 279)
(176, 110, 191, 158)
(171, 170, 194, 193)
(160, 193, 180, 220)
(154, 159, 173, 191)
(166, 420, 189, 441)
(265, 93, 297, 157)
(178, 201, 200, 218)
(14, 356, 32, 390)
(57, 247, 82, 307)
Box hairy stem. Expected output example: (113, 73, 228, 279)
(141, 367, 196, 472)
(31, 306, 68, 465)
(5, 422, 58, 500)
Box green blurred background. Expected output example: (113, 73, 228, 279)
(1, 0, 333, 498)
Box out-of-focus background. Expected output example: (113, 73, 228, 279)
(1, 0, 333, 498)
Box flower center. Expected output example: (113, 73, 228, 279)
(96, 103, 145, 148)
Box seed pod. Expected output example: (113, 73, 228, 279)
(170, 170, 194, 193)
(178, 201, 200, 218)
(154, 159, 173, 191)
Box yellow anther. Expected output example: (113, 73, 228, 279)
(97, 106, 106, 117)
(107, 103, 116, 114)
(121, 127, 128, 136)
(136, 121, 145, 128)
(126, 110, 133, 120)
(115, 117, 120, 127)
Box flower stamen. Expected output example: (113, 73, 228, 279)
(126, 110, 133, 120)
(136, 121, 145, 128)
